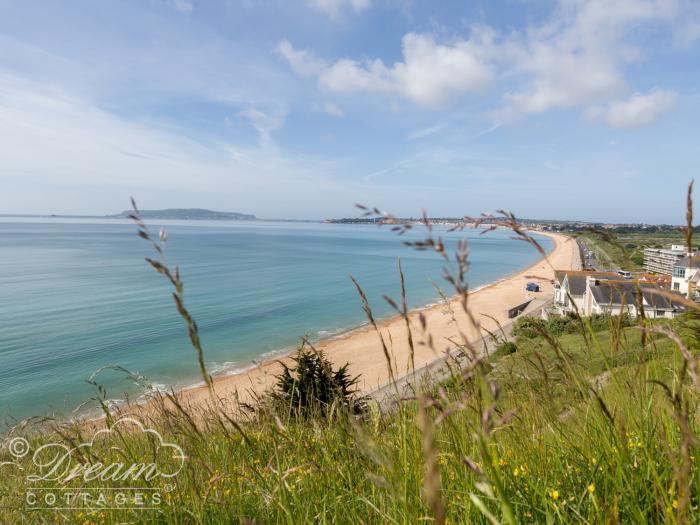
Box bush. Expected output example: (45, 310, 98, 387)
(271, 347, 366, 417)
(514, 313, 634, 340)
(494, 341, 517, 357)
(512, 316, 547, 338)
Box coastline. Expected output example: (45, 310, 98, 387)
(118, 231, 579, 417)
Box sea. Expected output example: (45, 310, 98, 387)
(0, 218, 552, 423)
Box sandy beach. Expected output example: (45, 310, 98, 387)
(149, 230, 580, 413)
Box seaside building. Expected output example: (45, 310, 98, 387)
(643, 245, 689, 275)
(582, 277, 683, 319)
(671, 255, 700, 299)
(553, 270, 619, 314)
(553, 271, 685, 319)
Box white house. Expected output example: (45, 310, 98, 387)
(582, 276, 684, 319)
(553, 270, 618, 314)
(671, 255, 700, 299)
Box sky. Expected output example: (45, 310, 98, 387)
(0, 0, 699, 223)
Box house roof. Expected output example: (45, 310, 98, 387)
(676, 255, 700, 268)
(560, 271, 619, 295)
(588, 280, 685, 311)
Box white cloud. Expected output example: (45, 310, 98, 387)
(239, 107, 285, 143)
(172, 0, 194, 15)
(601, 89, 679, 128)
(276, 40, 326, 77)
(281, 32, 494, 108)
(500, 0, 680, 119)
(306, 0, 371, 19)
(322, 101, 345, 117)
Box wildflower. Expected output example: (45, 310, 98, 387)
(513, 467, 520, 477)
(499, 458, 507, 467)
(520, 465, 527, 475)
(591, 458, 597, 465)
(588, 483, 595, 494)
(672, 500, 678, 509)
(550, 490, 559, 500)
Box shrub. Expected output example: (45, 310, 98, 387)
(512, 316, 547, 338)
(494, 341, 517, 357)
(271, 347, 366, 417)
(514, 313, 634, 340)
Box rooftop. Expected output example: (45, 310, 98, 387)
(676, 255, 700, 268)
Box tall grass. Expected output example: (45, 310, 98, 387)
(0, 185, 699, 524)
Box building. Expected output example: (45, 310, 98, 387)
(643, 245, 688, 275)
(582, 277, 685, 319)
(553, 270, 686, 319)
(671, 255, 700, 299)
(637, 273, 672, 288)
(553, 270, 619, 314)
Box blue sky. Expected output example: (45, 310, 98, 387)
(0, 0, 699, 223)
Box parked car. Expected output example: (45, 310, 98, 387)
(526, 282, 540, 292)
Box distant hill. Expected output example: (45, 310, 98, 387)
(108, 208, 256, 220)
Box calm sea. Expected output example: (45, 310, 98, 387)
(0, 218, 551, 422)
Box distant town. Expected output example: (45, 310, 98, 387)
(326, 216, 696, 234)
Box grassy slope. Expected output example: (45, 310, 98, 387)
(2, 316, 699, 524)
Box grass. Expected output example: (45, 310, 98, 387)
(1, 188, 700, 524)
(2, 317, 698, 524)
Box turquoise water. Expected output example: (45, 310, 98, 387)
(0, 218, 551, 422)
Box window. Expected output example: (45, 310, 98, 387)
(673, 282, 680, 291)
(673, 267, 685, 278)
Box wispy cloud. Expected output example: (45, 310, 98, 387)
(321, 101, 345, 117)
(239, 107, 286, 143)
(305, 0, 371, 19)
(406, 122, 447, 141)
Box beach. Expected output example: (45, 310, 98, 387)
(157, 231, 580, 412)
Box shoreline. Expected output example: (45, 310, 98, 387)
(113, 230, 579, 417)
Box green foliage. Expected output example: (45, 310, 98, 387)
(271, 347, 366, 417)
(630, 250, 645, 266)
(511, 316, 547, 338)
(4, 322, 699, 524)
(493, 340, 518, 357)
(513, 313, 634, 339)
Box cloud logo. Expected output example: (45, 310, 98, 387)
(22, 417, 186, 483)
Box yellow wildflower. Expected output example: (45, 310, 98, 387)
(550, 490, 559, 500)
(588, 483, 595, 494)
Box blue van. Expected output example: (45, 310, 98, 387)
(526, 282, 540, 292)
